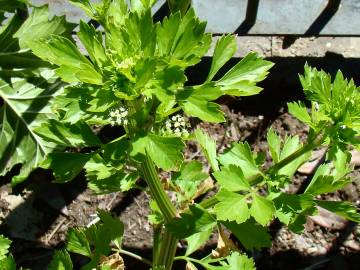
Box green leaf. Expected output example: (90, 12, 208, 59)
(66, 228, 92, 257)
(214, 189, 250, 224)
(316, 200, 360, 223)
(42, 152, 94, 182)
(77, 21, 107, 68)
(178, 84, 224, 123)
(34, 120, 101, 147)
(266, 128, 281, 163)
(14, 6, 74, 49)
(278, 135, 310, 177)
(216, 52, 273, 96)
(131, 133, 185, 171)
(0, 235, 11, 260)
(85, 155, 138, 193)
(226, 252, 256, 270)
(97, 210, 124, 249)
(273, 193, 315, 225)
(223, 220, 271, 250)
(0, 78, 58, 185)
(30, 36, 103, 84)
(166, 204, 216, 239)
(213, 165, 250, 191)
(172, 161, 208, 202)
(194, 128, 219, 171)
(48, 250, 73, 270)
(185, 229, 212, 256)
(167, 0, 191, 15)
(304, 164, 350, 196)
(173, 161, 207, 183)
(156, 9, 211, 66)
(0, 255, 16, 270)
(287, 101, 312, 126)
(206, 35, 237, 82)
(218, 142, 259, 178)
(250, 193, 275, 226)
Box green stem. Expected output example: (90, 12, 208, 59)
(141, 154, 177, 222)
(141, 154, 178, 269)
(119, 249, 152, 266)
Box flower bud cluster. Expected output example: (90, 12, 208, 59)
(109, 106, 129, 126)
(164, 114, 189, 136)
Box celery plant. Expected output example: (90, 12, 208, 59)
(1, 1, 359, 269)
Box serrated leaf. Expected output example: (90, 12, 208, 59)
(156, 9, 211, 66)
(287, 101, 312, 126)
(0, 78, 58, 185)
(305, 164, 350, 195)
(226, 252, 256, 270)
(66, 228, 91, 257)
(250, 193, 275, 226)
(266, 128, 281, 163)
(34, 120, 101, 147)
(14, 5, 74, 49)
(278, 135, 310, 177)
(98, 210, 124, 249)
(166, 204, 216, 239)
(216, 52, 273, 96)
(185, 229, 212, 256)
(0, 255, 16, 270)
(218, 142, 259, 178)
(223, 220, 271, 250)
(214, 189, 250, 224)
(131, 133, 185, 170)
(30, 35, 103, 84)
(194, 128, 219, 171)
(213, 165, 250, 192)
(206, 35, 237, 82)
(0, 235, 11, 260)
(172, 161, 208, 202)
(42, 152, 94, 182)
(273, 193, 315, 225)
(48, 250, 73, 270)
(77, 21, 107, 68)
(85, 155, 138, 194)
(316, 200, 360, 223)
(178, 84, 224, 123)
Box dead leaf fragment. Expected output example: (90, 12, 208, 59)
(99, 253, 125, 270)
(212, 227, 240, 258)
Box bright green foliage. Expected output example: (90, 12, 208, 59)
(65, 210, 124, 269)
(2, 1, 360, 270)
(218, 142, 260, 178)
(0, 235, 16, 270)
(0, 235, 11, 260)
(194, 128, 219, 171)
(266, 129, 311, 177)
(213, 165, 250, 191)
(172, 161, 208, 203)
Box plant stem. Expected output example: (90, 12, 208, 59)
(119, 249, 152, 266)
(141, 154, 177, 222)
(141, 154, 178, 270)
